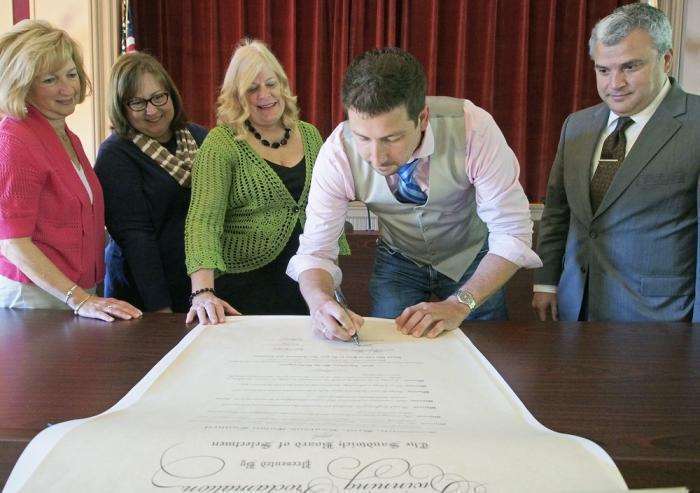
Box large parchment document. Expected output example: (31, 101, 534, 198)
(6, 317, 629, 492)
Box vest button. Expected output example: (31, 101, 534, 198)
(292, 205, 300, 213)
(589, 231, 597, 239)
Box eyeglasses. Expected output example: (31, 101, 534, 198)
(126, 91, 169, 111)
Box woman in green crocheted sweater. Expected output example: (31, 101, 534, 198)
(184, 39, 348, 324)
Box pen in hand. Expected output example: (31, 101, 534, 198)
(334, 289, 360, 345)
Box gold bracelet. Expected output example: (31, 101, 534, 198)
(64, 284, 78, 304)
(73, 294, 92, 315)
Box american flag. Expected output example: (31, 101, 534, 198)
(121, 0, 137, 53)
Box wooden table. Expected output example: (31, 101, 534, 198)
(1, 310, 698, 491)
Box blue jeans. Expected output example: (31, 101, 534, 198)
(368, 239, 508, 321)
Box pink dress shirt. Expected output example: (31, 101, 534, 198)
(0, 106, 105, 288)
(287, 99, 541, 286)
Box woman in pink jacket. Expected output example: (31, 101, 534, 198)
(0, 20, 141, 321)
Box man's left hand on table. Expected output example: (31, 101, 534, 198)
(395, 298, 470, 338)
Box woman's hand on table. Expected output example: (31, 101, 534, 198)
(72, 295, 143, 322)
(186, 291, 240, 325)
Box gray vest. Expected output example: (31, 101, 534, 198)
(345, 96, 487, 281)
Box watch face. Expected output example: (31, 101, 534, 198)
(457, 290, 476, 309)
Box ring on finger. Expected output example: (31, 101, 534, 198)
(105, 304, 113, 311)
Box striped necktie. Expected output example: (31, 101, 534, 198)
(394, 158, 427, 205)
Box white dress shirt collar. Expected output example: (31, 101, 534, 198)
(606, 77, 671, 128)
(411, 122, 435, 161)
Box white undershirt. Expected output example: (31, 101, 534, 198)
(73, 160, 94, 203)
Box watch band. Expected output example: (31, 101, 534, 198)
(454, 288, 478, 311)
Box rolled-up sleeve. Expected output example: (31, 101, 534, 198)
(464, 101, 542, 269)
(287, 125, 355, 287)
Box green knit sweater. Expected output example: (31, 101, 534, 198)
(185, 121, 348, 275)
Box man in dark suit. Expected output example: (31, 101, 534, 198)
(533, 3, 700, 322)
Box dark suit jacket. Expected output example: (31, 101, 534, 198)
(95, 124, 207, 312)
(535, 81, 700, 321)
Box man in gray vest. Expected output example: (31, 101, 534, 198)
(287, 47, 541, 339)
(533, 4, 700, 321)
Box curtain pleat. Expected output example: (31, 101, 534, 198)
(494, 0, 530, 173)
(133, 0, 631, 201)
(330, 0, 350, 127)
(524, 0, 557, 196)
(296, 0, 328, 130)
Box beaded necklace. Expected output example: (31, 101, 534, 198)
(245, 120, 290, 149)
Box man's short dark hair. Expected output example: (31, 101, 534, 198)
(342, 47, 426, 122)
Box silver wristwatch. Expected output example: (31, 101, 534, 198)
(454, 288, 477, 311)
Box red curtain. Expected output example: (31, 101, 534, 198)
(133, 0, 631, 201)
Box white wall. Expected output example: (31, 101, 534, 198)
(680, 1, 700, 94)
(0, 1, 13, 34)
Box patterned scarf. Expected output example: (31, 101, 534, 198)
(132, 128, 198, 187)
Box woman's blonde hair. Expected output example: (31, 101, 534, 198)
(107, 52, 188, 138)
(217, 39, 298, 137)
(0, 19, 91, 119)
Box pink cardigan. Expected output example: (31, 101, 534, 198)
(0, 106, 105, 288)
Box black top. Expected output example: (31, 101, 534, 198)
(214, 157, 308, 315)
(95, 124, 208, 312)
(265, 158, 305, 202)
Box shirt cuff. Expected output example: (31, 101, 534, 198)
(487, 234, 543, 269)
(186, 258, 227, 277)
(533, 284, 557, 293)
(286, 254, 343, 288)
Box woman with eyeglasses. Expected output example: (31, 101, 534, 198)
(0, 20, 141, 321)
(94, 52, 207, 313)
